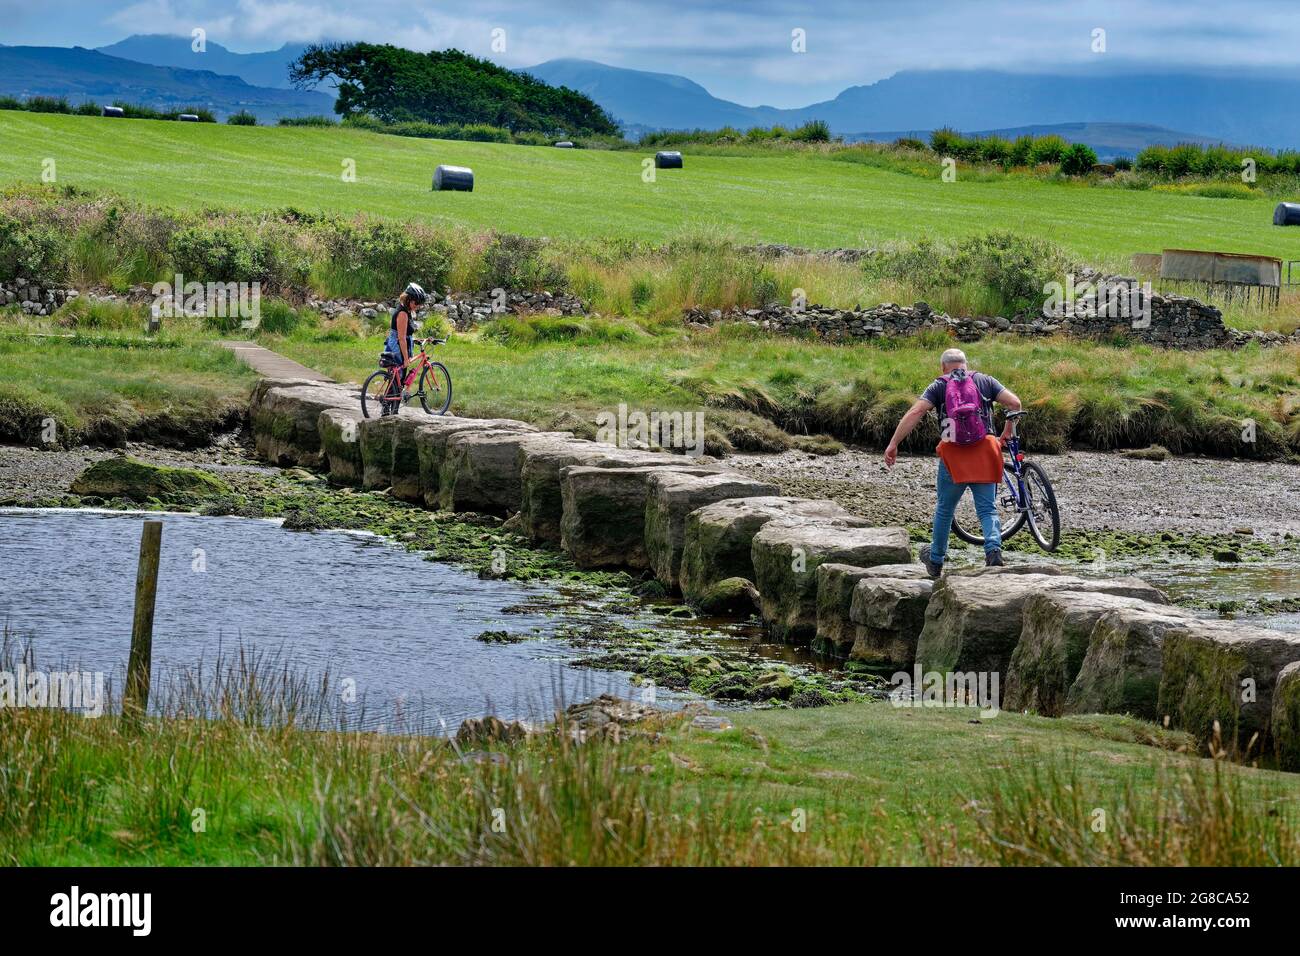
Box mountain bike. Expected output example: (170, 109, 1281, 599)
(360, 337, 453, 419)
(950, 410, 1061, 551)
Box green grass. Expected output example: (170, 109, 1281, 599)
(0, 310, 254, 446)
(6, 658, 1298, 866)
(0, 111, 1293, 264)
(270, 319, 1300, 459)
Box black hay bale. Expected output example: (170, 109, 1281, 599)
(101, 106, 125, 118)
(433, 165, 474, 191)
(554, 141, 574, 148)
(178, 113, 200, 122)
(654, 150, 683, 169)
(1274, 202, 1300, 226)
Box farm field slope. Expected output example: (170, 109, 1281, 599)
(0, 110, 1292, 261)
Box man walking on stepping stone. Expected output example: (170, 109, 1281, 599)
(883, 348, 1022, 577)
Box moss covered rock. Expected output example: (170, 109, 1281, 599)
(914, 570, 1167, 678)
(695, 576, 760, 616)
(1272, 662, 1300, 771)
(644, 471, 778, 590)
(559, 464, 717, 569)
(751, 521, 912, 644)
(1007, 592, 1182, 717)
(439, 430, 573, 515)
(70, 457, 230, 503)
(679, 496, 867, 604)
(1157, 621, 1300, 748)
(848, 567, 934, 671)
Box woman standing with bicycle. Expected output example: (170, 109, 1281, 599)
(883, 348, 1023, 577)
(382, 282, 429, 402)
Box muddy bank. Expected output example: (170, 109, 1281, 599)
(726, 447, 1300, 538)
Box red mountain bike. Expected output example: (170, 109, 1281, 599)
(360, 337, 453, 418)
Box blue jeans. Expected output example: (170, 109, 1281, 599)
(931, 461, 1002, 562)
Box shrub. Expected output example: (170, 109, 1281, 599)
(226, 110, 258, 126)
(0, 214, 71, 282)
(1113, 156, 1134, 171)
(1060, 142, 1099, 175)
(792, 119, 832, 143)
(315, 218, 454, 299)
(1028, 135, 1068, 165)
(893, 137, 928, 152)
(478, 233, 566, 291)
(278, 115, 337, 126)
(865, 231, 1072, 314)
(0, 96, 22, 111)
(168, 221, 307, 289)
(74, 102, 101, 116)
(26, 96, 70, 114)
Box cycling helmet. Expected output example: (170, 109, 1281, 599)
(403, 282, 428, 305)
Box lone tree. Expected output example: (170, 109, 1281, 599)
(290, 43, 619, 136)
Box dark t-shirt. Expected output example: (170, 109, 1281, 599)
(920, 371, 1005, 435)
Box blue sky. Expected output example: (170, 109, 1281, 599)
(1, 0, 1293, 106)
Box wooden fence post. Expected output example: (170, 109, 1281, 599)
(124, 520, 162, 719)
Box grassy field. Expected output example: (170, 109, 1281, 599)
(0, 111, 1293, 265)
(0, 324, 254, 447)
(5, 650, 1298, 866)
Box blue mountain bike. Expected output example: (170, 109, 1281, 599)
(950, 410, 1061, 551)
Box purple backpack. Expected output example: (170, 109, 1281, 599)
(941, 371, 987, 445)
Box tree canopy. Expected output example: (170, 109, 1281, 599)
(290, 43, 619, 136)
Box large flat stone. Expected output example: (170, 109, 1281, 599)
(914, 570, 1168, 679)
(1007, 592, 1184, 717)
(518, 441, 691, 545)
(1157, 620, 1300, 748)
(1272, 662, 1300, 772)
(751, 522, 912, 644)
(414, 418, 537, 508)
(318, 407, 364, 486)
(560, 464, 718, 569)
(815, 562, 927, 658)
(439, 430, 572, 515)
(679, 497, 867, 604)
(251, 381, 358, 466)
(1064, 603, 1198, 720)
(848, 566, 935, 670)
(644, 472, 781, 590)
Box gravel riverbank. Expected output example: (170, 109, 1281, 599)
(725, 446, 1300, 538)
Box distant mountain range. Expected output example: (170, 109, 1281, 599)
(525, 58, 1300, 152)
(0, 44, 334, 121)
(96, 34, 314, 90)
(8, 37, 1300, 152)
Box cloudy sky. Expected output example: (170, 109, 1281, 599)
(1, 0, 1293, 106)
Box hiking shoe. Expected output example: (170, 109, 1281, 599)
(919, 545, 943, 579)
(985, 549, 1005, 567)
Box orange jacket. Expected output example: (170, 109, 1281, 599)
(936, 434, 1004, 484)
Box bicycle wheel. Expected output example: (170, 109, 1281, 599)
(417, 362, 453, 415)
(950, 463, 1027, 545)
(1022, 461, 1061, 552)
(361, 369, 400, 419)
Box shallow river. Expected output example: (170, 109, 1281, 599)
(0, 508, 648, 730)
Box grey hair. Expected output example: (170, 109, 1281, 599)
(940, 348, 968, 367)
